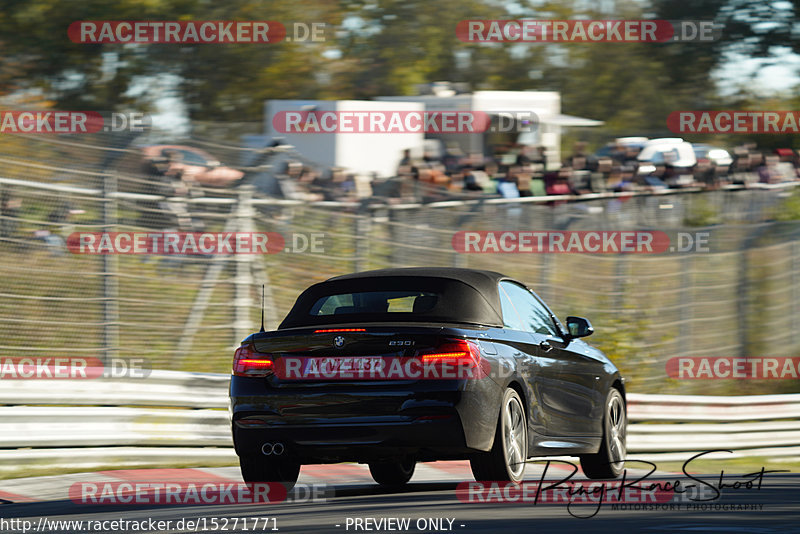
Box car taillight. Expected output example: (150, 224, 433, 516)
(233, 344, 274, 377)
(416, 339, 488, 378)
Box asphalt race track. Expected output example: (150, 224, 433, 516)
(1, 461, 798, 534)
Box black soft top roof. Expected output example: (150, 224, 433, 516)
(278, 267, 512, 329)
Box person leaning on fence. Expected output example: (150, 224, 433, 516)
(138, 155, 174, 229)
(158, 149, 197, 232)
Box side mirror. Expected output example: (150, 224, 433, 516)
(565, 316, 594, 339)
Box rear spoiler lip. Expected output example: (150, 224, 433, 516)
(248, 322, 493, 339)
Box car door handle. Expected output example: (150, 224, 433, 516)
(539, 340, 553, 353)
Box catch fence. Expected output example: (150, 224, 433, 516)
(1, 133, 799, 395)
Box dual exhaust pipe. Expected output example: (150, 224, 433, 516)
(261, 442, 285, 456)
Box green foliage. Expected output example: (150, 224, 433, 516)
(684, 194, 721, 226)
(590, 312, 659, 393)
(3, 0, 796, 126)
(774, 188, 800, 221)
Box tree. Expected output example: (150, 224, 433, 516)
(0, 0, 796, 123)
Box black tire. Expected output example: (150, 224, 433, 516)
(239, 455, 301, 490)
(368, 456, 416, 487)
(470, 388, 527, 482)
(580, 388, 626, 479)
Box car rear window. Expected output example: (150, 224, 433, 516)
(310, 291, 438, 316)
(278, 275, 504, 329)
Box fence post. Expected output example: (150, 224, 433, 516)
(176, 217, 236, 356)
(737, 244, 749, 359)
(0, 181, 4, 238)
(234, 186, 255, 343)
(388, 205, 412, 269)
(538, 254, 551, 302)
(453, 246, 467, 268)
(354, 211, 370, 272)
(679, 254, 692, 356)
(101, 172, 119, 365)
(736, 224, 770, 360)
(794, 238, 799, 350)
(613, 254, 627, 310)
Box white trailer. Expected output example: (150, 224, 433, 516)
(377, 90, 602, 169)
(262, 99, 425, 178)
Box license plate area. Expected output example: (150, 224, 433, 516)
(277, 356, 386, 380)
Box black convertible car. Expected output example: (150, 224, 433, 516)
(230, 267, 626, 487)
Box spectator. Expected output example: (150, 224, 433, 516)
(497, 171, 520, 198)
(758, 155, 786, 184)
(483, 158, 501, 181)
(565, 141, 590, 171)
(138, 155, 175, 229)
(546, 167, 574, 196)
(397, 148, 416, 176)
(309, 168, 333, 200)
(794, 150, 800, 178)
(536, 145, 548, 170)
(638, 164, 668, 190)
(694, 158, 717, 189)
(0, 190, 21, 243)
(729, 146, 752, 185)
(660, 164, 681, 189)
(461, 165, 483, 192)
(621, 146, 641, 174)
(755, 154, 772, 183)
(611, 165, 637, 192)
(774, 149, 799, 181)
(396, 153, 422, 201)
(569, 168, 592, 194)
(442, 145, 464, 174)
(608, 141, 626, 164)
(515, 166, 534, 197)
(32, 201, 81, 256)
(589, 158, 612, 193)
(516, 150, 531, 167)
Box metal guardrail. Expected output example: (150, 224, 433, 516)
(625, 392, 800, 459)
(0, 370, 229, 408)
(0, 373, 798, 473)
(626, 392, 800, 422)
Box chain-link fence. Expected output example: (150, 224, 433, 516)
(1, 132, 799, 395)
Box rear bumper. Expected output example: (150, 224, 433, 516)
(232, 416, 468, 463)
(230, 375, 502, 462)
